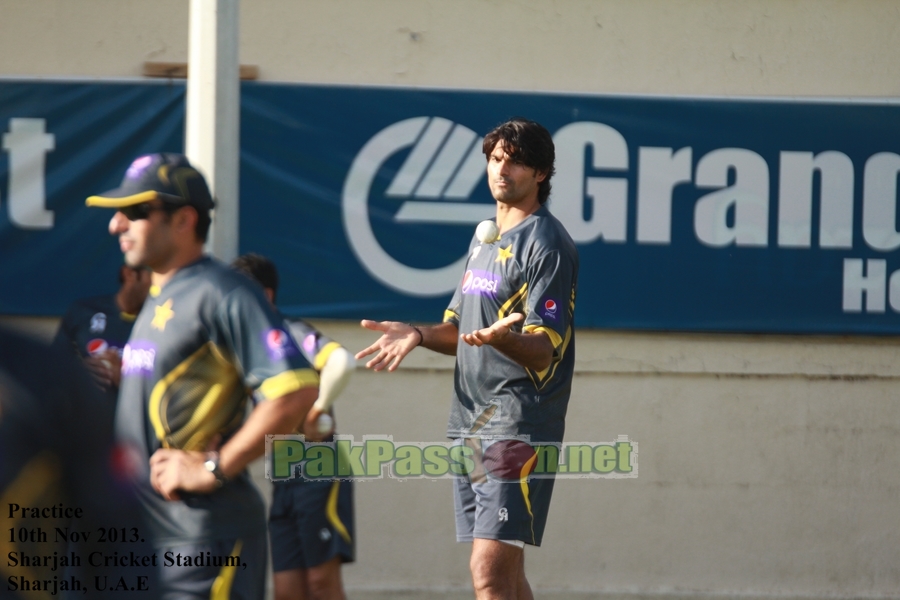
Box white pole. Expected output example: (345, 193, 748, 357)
(186, 0, 240, 262)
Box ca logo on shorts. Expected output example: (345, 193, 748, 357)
(342, 117, 494, 297)
(498, 508, 509, 522)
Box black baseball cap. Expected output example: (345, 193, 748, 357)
(86, 153, 215, 211)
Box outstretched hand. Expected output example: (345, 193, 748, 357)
(460, 313, 524, 347)
(355, 320, 420, 372)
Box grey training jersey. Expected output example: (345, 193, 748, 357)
(117, 257, 319, 547)
(444, 205, 578, 443)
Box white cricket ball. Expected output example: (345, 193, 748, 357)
(317, 413, 334, 435)
(475, 220, 500, 244)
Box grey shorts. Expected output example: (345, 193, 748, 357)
(452, 438, 556, 547)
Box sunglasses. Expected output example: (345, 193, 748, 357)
(119, 202, 179, 221)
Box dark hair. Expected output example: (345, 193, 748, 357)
(157, 202, 211, 243)
(482, 117, 556, 204)
(194, 207, 212, 242)
(231, 253, 279, 302)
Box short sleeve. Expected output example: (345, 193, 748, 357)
(214, 285, 319, 401)
(523, 250, 577, 359)
(288, 319, 343, 372)
(444, 278, 463, 327)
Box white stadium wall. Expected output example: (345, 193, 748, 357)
(1, 1, 898, 597)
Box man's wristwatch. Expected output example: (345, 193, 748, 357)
(203, 452, 228, 488)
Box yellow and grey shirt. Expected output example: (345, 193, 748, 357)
(444, 206, 578, 444)
(117, 256, 318, 546)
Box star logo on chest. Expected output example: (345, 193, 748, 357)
(495, 245, 515, 265)
(151, 299, 175, 331)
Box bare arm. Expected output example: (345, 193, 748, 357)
(149, 387, 318, 500)
(460, 313, 555, 372)
(218, 386, 319, 472)
(355, 320, 459, 372)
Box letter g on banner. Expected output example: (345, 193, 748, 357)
(342, 117, 490, 297)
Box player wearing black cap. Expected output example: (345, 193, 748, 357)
(86, 153, 324, 599)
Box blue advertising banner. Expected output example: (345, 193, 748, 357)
(2, 79, 899, 334)
(0, 80, 184, 313)
(241, 83, 900, 333)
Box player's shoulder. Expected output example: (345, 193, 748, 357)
(526, 206, 578, 257)
(183, 257, 265, 298)
(287, 318, 321, 339)
(165, 258, 272, 322)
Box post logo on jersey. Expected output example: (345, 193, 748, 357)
(461, 269, 501, 297)
(122, 341, 157, 377)
(264, 328, 299, 361)
(342, 117, 495, 297)
(542, 298, 559, 320)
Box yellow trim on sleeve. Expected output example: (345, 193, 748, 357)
(314, 341, 342, 372)
(326, 481, 353, 544)
(210, 539, 242, 600)
(524, 323, 573, 390)
(443, 309, 459, 323)
(523, 324, 562, 349)
(257, 368, 319, 401)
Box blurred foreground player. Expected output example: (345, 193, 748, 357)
(232, 253, 355, 600)
(357, 118, 578, 600)
(53, 263, 151, 400)
(0, 327, 159, 599)
(86, 153, 321, 599)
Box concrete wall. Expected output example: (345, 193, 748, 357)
(2, 1, 899, 597)
(2, 1, 899, 97)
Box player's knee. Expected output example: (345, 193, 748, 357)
(305, 559, 344, 600)
(470, 556, 513, 594)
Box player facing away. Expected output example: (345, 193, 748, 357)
(357, 118, 579, 600)
(53, 263, 151, 402)
(232, 253, 356, 600)
(86, 153, 323, 599)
